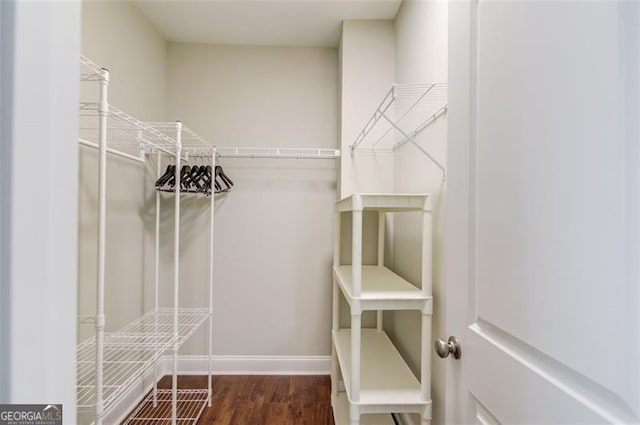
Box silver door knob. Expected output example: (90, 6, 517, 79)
(434, 336, 461, 359)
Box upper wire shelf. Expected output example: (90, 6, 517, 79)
(146, 122, 213, 154)
(80, 55, 108, 82)
(79, 55, 338, 163)
(78, 103, 179, 158)
(79, 55, 214, 161)
(350, 82, 447, 178)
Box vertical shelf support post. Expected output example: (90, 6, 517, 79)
(421, 310, 432, 421)
(421, 195, 433, 417)
(350, 195, 363, 425)
(94, 68, 109, 425)
(172, 122, 183, 425)
(422, 197, 433, 297)
(207, 148, 216, 407)
(351, 194, 363, 297)
(153, 149, 162, 407)
(376, 211, 385, 332)
(350, 311, 361, 418)
(331, 211, 342, 398)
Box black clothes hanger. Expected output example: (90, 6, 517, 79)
(180, 165, 192, 191)
(201, 165, 215, 194)
(214, 165, 234, 190)
(155, 164, 175, 188)
(155, 159, 232, 196)
(192, 166, 210, 193)
(157, 165, 178, 192)
(183, 166, 201, 192)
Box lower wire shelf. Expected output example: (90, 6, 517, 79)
(77, 308, 211, 413)
(122, 389, 209, 425)
(77, 333, 172, 412)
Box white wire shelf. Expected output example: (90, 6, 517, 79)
(77, 334, 171, 411)
(122, 390, 209, 425)
(118, 308, 211, 348)
(146, 122, 213, 153)
(216, 147, 340, 159)
(76, 308, 210, 412)
(80, 55, 107, 82)
(79, 103, 179, 158)
(350, 83, 447, 177)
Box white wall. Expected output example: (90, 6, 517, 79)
(0, 0, 80, 414)
(80, 1, 166, 121)
(166, 43, 339, 357)
(388, 2, 448, 424)
(339, 20, 395, 198)
(338, 19, 397, 329)
(78, 0, 168, 346)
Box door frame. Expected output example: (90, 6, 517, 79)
(445, 1, 475, 422)
(0, 0, 81, 410)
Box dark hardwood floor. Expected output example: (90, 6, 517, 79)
(129, 375, 336, 425)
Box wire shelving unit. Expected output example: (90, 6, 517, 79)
(350, 82, 447, 178)
(77, 56, 213, 425)
(78, 54, 340, 425)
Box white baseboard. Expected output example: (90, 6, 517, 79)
(98, 355, 330, 425)
(161, 355, 332, 375)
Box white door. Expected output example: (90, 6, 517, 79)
(446, 1, 640, 424)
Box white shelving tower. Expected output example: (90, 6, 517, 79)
(77, 56, 213, 425)
(331, 194, 433, 425)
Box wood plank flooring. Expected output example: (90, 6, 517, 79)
(125, 375, 336, 425)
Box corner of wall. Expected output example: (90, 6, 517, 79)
(339, 19, 395, 198)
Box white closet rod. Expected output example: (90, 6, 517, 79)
(216, 147, 340, 159)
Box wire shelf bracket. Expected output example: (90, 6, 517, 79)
(349, 83, 448, 180)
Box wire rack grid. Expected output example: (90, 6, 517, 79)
(78, 103, 180, 158)
(118, 308, 211, 347)
(122, 390, 209, 425)
(145, 122, 213, 155)
(77, 333, 172, 411)
(76, 308, 210, 412)
(80, 55, 107, 82)
(351, 82, 448, 153)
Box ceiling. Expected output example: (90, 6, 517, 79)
(135, 0, 402, 48)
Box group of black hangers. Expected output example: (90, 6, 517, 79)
(155, 164, 234, 196)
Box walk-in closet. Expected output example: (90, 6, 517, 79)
(3, 1, 638, 425)
(71, 1, 448, 423)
